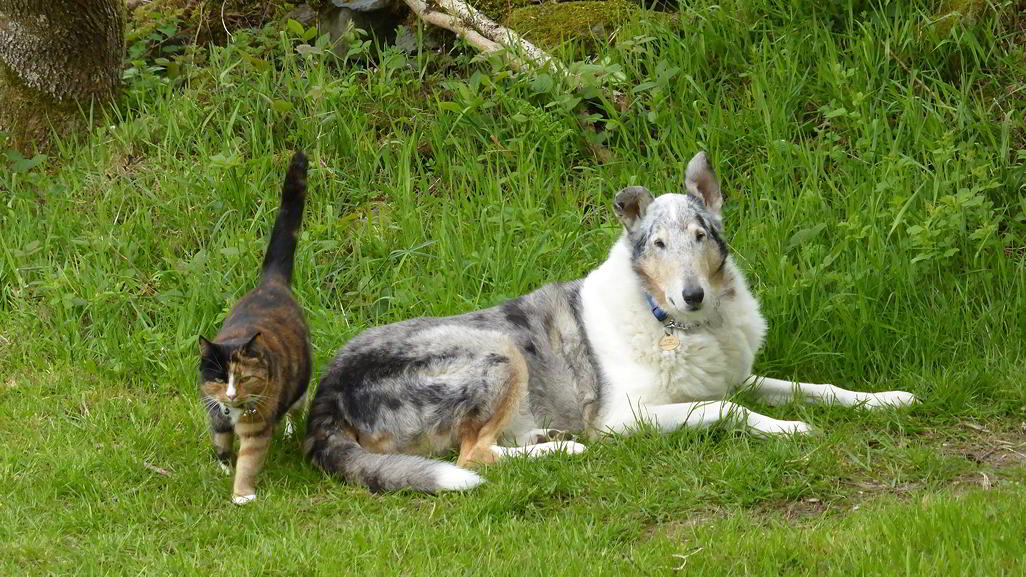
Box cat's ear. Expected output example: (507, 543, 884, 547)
(240, 332, 262, 357)
(198, 335, 217, 357)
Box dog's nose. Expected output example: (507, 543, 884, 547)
(682, 286, 704, 308)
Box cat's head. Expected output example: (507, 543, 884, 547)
(198, 333, 271, 410)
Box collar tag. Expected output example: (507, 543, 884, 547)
(658, 332, 681, 351)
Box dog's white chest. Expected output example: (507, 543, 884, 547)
(584, 307, 762, 409)
(638, 327, 753, 402)
(578, 242, 767, 422)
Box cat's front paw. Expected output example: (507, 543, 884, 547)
(232, 493, 257, 505)
(864, 391, 919, 409)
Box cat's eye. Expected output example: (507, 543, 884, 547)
(695, 230, 706, 242)
(653, 239, 666, 249)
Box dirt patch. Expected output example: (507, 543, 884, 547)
(777, 497, 829, 520)
(846, 479, 925, 496)
(936, 421, 1026, 463)
(940, 421, 1026, 491)
(646, 422, 1026, 537)
(643, 509, 727, 539)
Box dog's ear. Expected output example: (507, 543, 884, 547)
(685, 152, 723, 215)
(614, 186, 654, 232)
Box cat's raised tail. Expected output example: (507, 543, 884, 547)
(261, 151, 308, 284)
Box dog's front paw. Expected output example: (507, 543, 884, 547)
(752, 417, 813, 437)
(522, 440, 588, 456)
(232, 493, 257, 505)
(864, 391, 919, 409)
(554, 441, 588, 455)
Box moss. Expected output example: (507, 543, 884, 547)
(473, 0, 538, 22)
(502, 0, 635, 52)
(932, 0, 989, 35)
(0, 64, 78, 154)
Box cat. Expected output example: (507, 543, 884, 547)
(198, 151, 312, 505)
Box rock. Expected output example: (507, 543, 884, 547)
(332, 0, 395, 11)
(319, 1, 404, 59)
(286, 3, 320, 25)
(393, 24, 440, 53)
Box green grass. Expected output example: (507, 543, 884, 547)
(2, 0, 1025, 574)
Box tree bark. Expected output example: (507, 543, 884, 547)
(0, 0, 124, 153)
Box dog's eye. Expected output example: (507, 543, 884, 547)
(695, 230, 706, 242)
(653, 239, 666, 249)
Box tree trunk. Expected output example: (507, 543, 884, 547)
(0, 0, 124, 153)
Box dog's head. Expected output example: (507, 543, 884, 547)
(615, 152, 729, 321)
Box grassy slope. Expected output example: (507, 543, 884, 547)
(2, 0, 1025, 574)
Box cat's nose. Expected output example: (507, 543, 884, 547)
(225, 391, 236, 400)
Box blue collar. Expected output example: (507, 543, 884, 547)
(644, 292, 722, 333)
(644, 293, 670, 323)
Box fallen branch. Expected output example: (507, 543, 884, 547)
(399, 0, 616, 161)
(400, 0, 566, 76)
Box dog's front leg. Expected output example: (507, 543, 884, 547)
(743, 375, 918, 408)
(601, 401, 811, 438)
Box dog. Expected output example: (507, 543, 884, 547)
(304, 151, 918, 492)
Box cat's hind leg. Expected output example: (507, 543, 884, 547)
(283, 391, 307, 440)
(207, 400, 235, 475)
(213, 432, 234, 476)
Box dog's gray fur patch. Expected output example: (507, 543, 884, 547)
(306, 281, 604, 491)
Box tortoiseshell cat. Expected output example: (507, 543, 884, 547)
(198, 151, 312, 504)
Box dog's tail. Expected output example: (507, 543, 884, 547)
(261, 151, 307, 284)
(304, 412, 484, 493)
